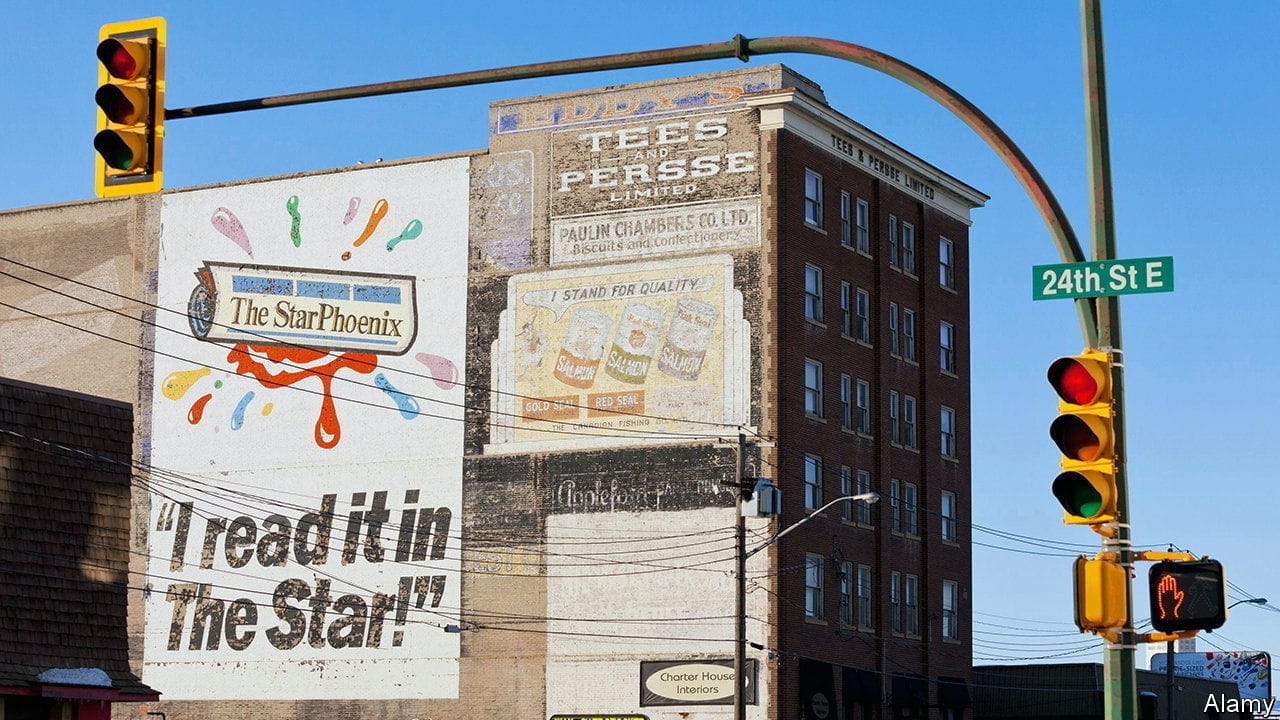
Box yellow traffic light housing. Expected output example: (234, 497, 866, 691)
(1073, 556, 1128, 632)
(94, 17, 166, 197)
(1047, 350, 1117, 529)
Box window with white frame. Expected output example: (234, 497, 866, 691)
(903, 308, 916, 362)
(840, 191, 852, 248)
(890, 571, 902, 633)
(888, 214, 899, 267)
(942, 580, 959, 640)
(804, 453, 823, 510)
(940, 237, 955, 289)
(856, 198, 870, 254)
(856, 379, 871, 434)
(840, 374, 853, 431)
(889, 390, 901, 444)
(903, 482, 919, 537)
(805, 553, 824, 618)
(804, 170, 823, 227)
(901, 221, 916, 275)
(804, 359, 823, 417)
(941, 405, 957, 458)
(903, 394, 918, 449)
(888, 302, 899, 356)
(840, 465, 853, 521)
(905, 573, 920, 636)
(840, 560, 854, 626)
(941, 491, 957, 542)
(804, 264, 823, 323)
(856, 470, 872, 524)
(889, 478, 901, 533)
(857, 564, 873, 629)
(940, 321, 956, 374)
(855, 288, 871, 343)
(840, 282, 852, 336)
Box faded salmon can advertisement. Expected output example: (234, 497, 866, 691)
(604, 302, 666, 385)
(553, 308, 612, 389)
(657, 298, 720, 381)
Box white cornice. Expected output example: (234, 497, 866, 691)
(746, 89, 989, 226)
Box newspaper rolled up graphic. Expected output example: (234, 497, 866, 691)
(187, 262, 418, 355)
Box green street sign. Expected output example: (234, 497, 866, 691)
(1033, 256, 1174, 300)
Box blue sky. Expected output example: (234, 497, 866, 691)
(8, 2, 1280, 668)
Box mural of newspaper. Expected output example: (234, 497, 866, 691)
(187, 262, 417, 354)
(488, 255, 750, 452)
(148, 158, 469, 700)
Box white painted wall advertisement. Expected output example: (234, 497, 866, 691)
(488, 255, 750, 452)
(146, 159, 469, 699)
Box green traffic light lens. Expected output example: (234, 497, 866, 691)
(1053, 471, 1103, 517)
(94, 131, 135, 170)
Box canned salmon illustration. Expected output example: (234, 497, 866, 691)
(604, 302, 666, 385)
(553, 308, 612, 389)
(657, 298, 720, 381)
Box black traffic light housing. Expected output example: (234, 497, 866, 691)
(1148, 559, 1227, 633)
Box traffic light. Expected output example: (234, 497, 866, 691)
(1073, 556, 1128, 632)
(1047, 350, 1116, 529)
(1149, 559, 1227, 633)
(94, 18, 166, 197)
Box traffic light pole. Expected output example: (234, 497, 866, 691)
(1080, 2, 1136, 718)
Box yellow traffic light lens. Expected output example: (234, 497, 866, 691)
(95, 85, 147, 125)
(1049, 414, 1110, 462)
(1053, 471, 1104, 518)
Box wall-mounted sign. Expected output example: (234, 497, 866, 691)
(640, 659, 758, 706)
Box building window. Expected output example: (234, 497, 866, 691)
(856, 470, 872, 525)
(940, 321, 956, 374)
(905, 574, 920, 636)
(903, 482, 919, 537)
(941, 406, 957, 458)
(857, 564, 873, 629)
(840, 282, 853, 336)
(840, 465, 853, 521)
(903, 394, 917, 449)
(856, 379, 871, 434)
(840, 560, 854, 626)
(856, 198, 870, 254)
(889, 390, 901, 444)
(840, 374, 853, 431)
(804, 454, 823, 510)
(890, 571, 902, 633)
(889, 478, 901, 533)
(804, 264, 823, 323)
(839, 191, 853, 248)
(804, 170, 823, 227)
(855, 288, 871, 343)
(805, 553, 825, 619)
(804, 359, 823, 418)
(941, 491, 957, 542)
(940, 237, 955, 289)
(943, 580, 959, 640)
(888, 302, 899, 356)
(901, 221, 916, 275)
(888, 214, 899, 267)
(902, 307, 916, 362)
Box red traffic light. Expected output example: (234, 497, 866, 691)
(96, 37, 149, 80)
(1047, 354, 1110, 405)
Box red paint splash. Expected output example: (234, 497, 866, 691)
(188, 394, 213, 424)
(226, 344, 378, 449)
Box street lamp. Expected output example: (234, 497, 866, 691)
(1163, 596, 1267, 720)
(734, 492, 881, 720)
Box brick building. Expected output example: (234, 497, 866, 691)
(0, 63, 983, 720)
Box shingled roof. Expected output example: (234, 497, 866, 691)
(0, 378, 157, 701)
